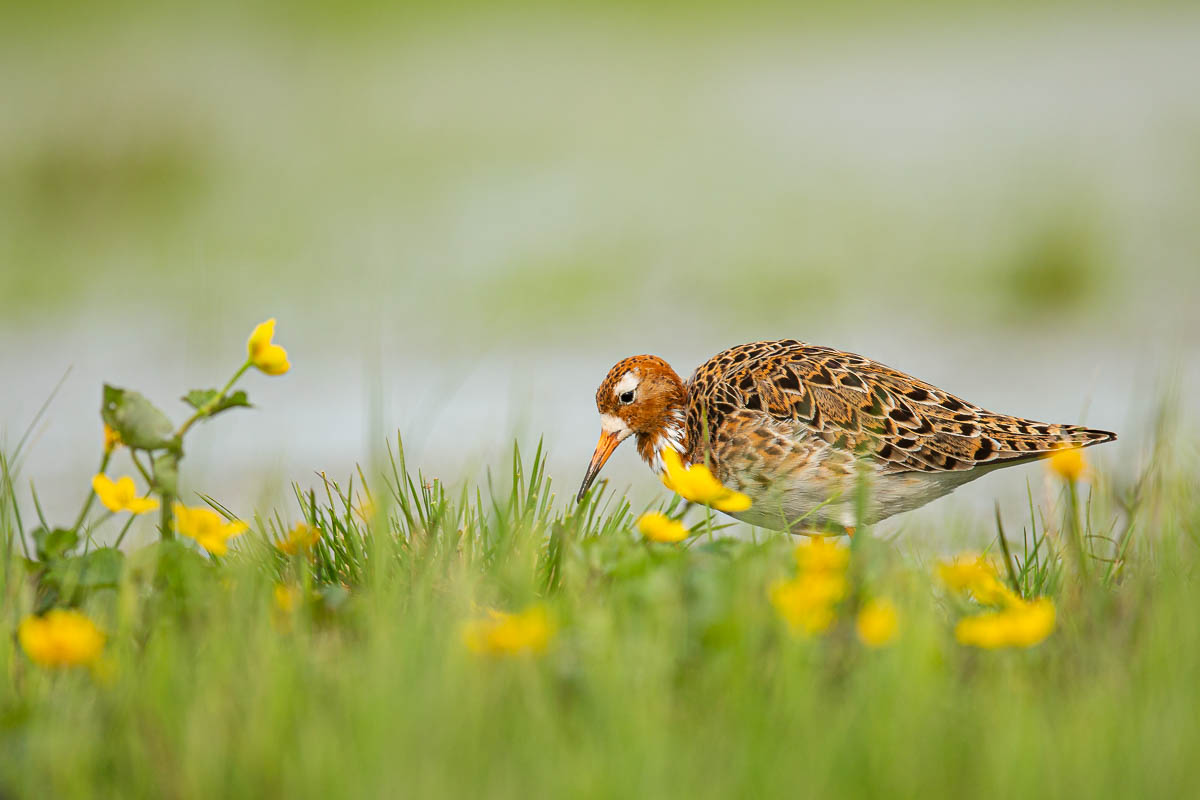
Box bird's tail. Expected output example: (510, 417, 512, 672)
(983, 421, 1116, 467)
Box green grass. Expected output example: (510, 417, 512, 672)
(2, 422, 1198, 799)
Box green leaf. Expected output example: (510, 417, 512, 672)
(181, 389, 216, 410)
(153, 452, 180, 497)
(32, 526, 79, 561)
(181, 389, 252, 418)
(79, 548, 124, 587)
(102, 385, 176, 450)
(147, 539, 214, 598)
(47, 547, 125, 589)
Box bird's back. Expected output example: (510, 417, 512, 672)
(682, 339, 1114, 528)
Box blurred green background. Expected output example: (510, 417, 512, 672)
(2, 0, 1197, 538)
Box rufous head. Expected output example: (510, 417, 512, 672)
(577, 355, 687, 502)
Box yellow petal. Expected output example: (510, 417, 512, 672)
(462, 605, 553, 656)
(277, 523, 321, 555)
(254, 344, 291, 375)
(113, 476, 137, 505)
(711, 489, 752, 512)
(247, 318, 276, 359)
(856, 599, 899, 647)
(769, 573, 846, 635)
(954, 615, 1007, 649)
(273, 584, 301, 614)
(1047, 446, 1087, 482)
(92, 474, 151, 514)
(937, 554, 1020, 607)
(659, 449, 752, 512)
(103, 424, 122, 453)
(92, 474, 120, 512)
(954, 597, 1056, 649)
(18, 610, 105, 668)
(173, 504, 246, 555)
(1006, 597, 1056, 647)
(794, 538, 850, 574)
(126, 496, 161, 515)
(660, 448, 686, 490)
(247, 319, 290, 374)
(198, 535, 229, 556)
(636, 512, 690, 543)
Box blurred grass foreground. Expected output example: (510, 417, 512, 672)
(2, 335, 1199, 797)
(3, 1, 1200, 798)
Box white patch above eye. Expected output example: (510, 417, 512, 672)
(600, 413, 632, 437)
(614, 371, 640, 398)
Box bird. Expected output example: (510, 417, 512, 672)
(576, 339, 1115, 533)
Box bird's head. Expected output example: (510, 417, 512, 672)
(576, 355, 688, 502)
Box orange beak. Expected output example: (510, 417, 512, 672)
(577, 430, 628, 502)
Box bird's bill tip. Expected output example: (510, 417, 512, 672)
(576, 430, 626, 503)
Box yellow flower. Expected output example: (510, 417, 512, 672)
(18, 609, 105, 668)
(103, 424, 122, 453)
(1047, 446, 1087, 482)
(660, 448, 751, 512)
(856, 598, 900, 647)
(954, 597, 1056, 649)
(462, 605, 554, 656)
(794, 537, 850, 574)
(769, 572, 846, 635)
(246, 318, 291, 376)
(354, 497, 377, 523)
(276, 522, 321, 555)
(172, 504, 248, 556)
(91, 474, 159, 515)
(937, 554, 1020, 607)
(636, 512, 690, 543)
(273, 584, 301, 614)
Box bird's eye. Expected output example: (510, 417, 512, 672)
(619, 390, 635, 405)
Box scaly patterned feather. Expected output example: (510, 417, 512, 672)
(686, 339, 1115, 477)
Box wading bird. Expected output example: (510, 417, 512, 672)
(577, 340, 1115, 533)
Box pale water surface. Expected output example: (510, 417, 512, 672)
(2, 8, 1198, 546)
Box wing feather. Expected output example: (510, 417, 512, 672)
(687, 340, 1116, 476)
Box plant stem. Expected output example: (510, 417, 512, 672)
(113, 514, 138, 549)
(1066, 479, 1090, 582)
(159, 360, 251, 541)
(70, 450, 112, 533)
(994, 503, 1024, 599)
(130, 450, 173, 540)
(176, 361, 251, 439)
(1, 452, 31, 561)
(129, 451, 153, 486)
(80, 511, 116, 551)
(159, 501, 174, 540)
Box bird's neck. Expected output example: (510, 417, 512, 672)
(636, 405, 691, 476)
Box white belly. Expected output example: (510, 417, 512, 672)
(727, 467, 988, 532)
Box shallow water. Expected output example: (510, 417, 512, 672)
(3, 321, 1194, 550)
